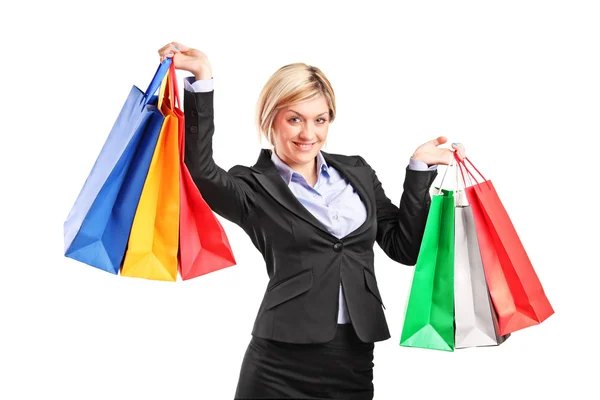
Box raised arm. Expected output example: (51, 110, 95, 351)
(363, 136, 465, 265)
(158, 42, 256, 226)
(360, 156, 437, 265)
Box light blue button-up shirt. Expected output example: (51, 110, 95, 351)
(184, 77, 436, 324)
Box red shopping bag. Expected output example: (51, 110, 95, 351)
(456, 154, 554, 335)
(166, 63, 237, 280)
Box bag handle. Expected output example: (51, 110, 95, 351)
(454, 152, 493, 192)
(453, 152, 488, 183)
(143, 58, 172, 105)
(169, 62, 181, 109)
(158, 63, 185, 162)
(434, 157, 457, 196)
(166, 63, 185, 161)
(454, 153, 475, 205)
(454, 152, 477, 187)
(454, 165, 470, 206)
(158, 65, 171, 111)
(463, 157, 487, 182)
(158, 62, 181, 111)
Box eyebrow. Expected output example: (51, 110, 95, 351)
(288, 110, 329, 118)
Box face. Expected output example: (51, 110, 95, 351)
(272, 95, 330, 171)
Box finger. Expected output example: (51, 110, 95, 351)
(451, 142, 466, 160)
(158, 43, 174, 54)
(431, 135, 447, 147)
(158, 43, 182, 58)
(456, 143, 465, 157)
(171, 42, 189, 52)
(451, 149, 464, 161)
(164, 50, 178, 59)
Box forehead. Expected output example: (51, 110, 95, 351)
(284, 95, 329, 116)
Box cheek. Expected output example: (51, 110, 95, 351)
(317, 126, 329, 140)
(275, 124, 297, 143)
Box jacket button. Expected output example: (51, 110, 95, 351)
(190, 126, 198, 134)
(333, 242, 343, 252)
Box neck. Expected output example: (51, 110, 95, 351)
(275, 150, 318, 184)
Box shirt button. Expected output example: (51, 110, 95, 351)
(333, 242, 343, 253)
(189, 126, 198, 134)
(332, 214, 338, 220)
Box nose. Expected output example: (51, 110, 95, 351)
(299, 123, 315, 140)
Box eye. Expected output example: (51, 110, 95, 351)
(289, 117, 301, 123)
(317, 118, 328, 124)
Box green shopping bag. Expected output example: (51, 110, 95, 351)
(400, 187, 455, 351)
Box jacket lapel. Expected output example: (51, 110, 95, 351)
(251, 149, 332, 236)
(250, 149, 375, 240)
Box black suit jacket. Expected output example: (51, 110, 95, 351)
(183, 89, 438, 344)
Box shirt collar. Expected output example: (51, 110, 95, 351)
(270, 150, 330, 185)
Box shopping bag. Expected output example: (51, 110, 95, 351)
(454, 188, 509, 348)
(400, 181, 455, 352)
(120, 64, 180, 281)
(456, 155, 554, 335)
(175, 70, 237, 280)
(64, 59, 172, 274)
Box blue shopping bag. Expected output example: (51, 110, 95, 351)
(64, 59, 172, 274)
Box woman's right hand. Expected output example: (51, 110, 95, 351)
(158, 42, 212, 80)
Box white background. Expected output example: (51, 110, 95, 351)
(1, 1, 598, 399)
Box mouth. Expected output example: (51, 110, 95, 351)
(293, 142, 316, 151)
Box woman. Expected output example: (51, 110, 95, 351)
(158, 41, 465, 399)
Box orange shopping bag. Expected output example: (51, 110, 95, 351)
(120, 65, 180, 281)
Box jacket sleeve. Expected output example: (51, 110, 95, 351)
(358, 155, 437, 265)
(183, 89, 256, 226)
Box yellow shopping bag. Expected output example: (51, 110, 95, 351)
(121, 64, 180, 281)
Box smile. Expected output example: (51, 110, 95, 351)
(293, 142, 316, 151)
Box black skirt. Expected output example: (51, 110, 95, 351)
(234, 324, 375, 400)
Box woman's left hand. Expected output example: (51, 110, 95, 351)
(411, 136, 466, 166)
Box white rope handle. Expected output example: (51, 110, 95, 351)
(436, 157, 456, 196)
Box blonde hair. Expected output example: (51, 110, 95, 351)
(255, 63, 336, 148)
